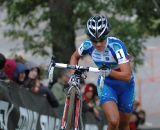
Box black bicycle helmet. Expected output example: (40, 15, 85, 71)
(86, 15, 110, 41)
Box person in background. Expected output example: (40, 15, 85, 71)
(29, 67, 40, 79)
(129, 100, 146, 130)
(24, 66, 59, 108)
(0, 53, 7, 79)
(30, 78, 59, 108)
(51, 70, 70, 105)
(86, 83, 101, 110)
(23, 66, 41, 89)
(4, 59, 17, 80)
(14, 54, 26, 64)
(0, 53, 6, 70)
(13, 62, 28, 85)
(83, 83, 101, 121)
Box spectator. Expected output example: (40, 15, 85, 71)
(83, 83, 101, 121)
(29, 67, 41, 79)
(23, 66, 59, 108)
(30, 77, 59, 108)
(14, 54, 26, 64)
(85, 83, 98, 99)
(129, 100, 146, 130)
(83, 84, 94, 103)
(24, 66, 41, 89)
(0, 53, 6, 70)
(0, 53, 7, 79)
(137, 110, 146, 125)
(51, 70, 70, 105)
(13, 62, 28, 85)
(4, 59, 16, 80)
(85, 83, 101, 110)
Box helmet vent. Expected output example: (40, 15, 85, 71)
(86, 15, 110, 40)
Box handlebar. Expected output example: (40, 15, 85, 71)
(54, 63, 100, 72)
(48, 60, 100, 82)
(48, 58, 104, 91)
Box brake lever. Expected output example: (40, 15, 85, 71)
(48, 56, 56, 83)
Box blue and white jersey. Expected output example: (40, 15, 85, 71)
(78, 36, 129, 69)
(78, 37, 135, 112)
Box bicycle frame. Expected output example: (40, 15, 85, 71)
(60, 74, 83, 130)
(48, 57, 104, 130)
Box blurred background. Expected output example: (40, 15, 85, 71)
(0, 0, 160, 129)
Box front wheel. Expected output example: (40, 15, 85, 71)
(65, 87, 76, 130)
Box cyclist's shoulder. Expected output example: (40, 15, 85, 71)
(81, 39, 93, 50)
(107, 36, 126, 51)
(107, 36, 124, 45)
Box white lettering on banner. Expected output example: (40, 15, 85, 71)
(49, 116, 56, 130)
(54, 118, 61, 130)
(0, 101, 108, 130)
(85, 124, 98, 130)
(40, 115, 55, 130)
(103, 125, 108, 130)
(16, 107, 39, 130)
(0, 101, 14, 130)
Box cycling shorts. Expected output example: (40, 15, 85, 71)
(97, 77, 135, 113)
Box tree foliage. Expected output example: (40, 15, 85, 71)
(0, 0, 159, 70)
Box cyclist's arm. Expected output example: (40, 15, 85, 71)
(109, 41, 132, 82)
(69, 50, 81, 74)
(70, 50, 81, 65)
(109, 62, 131, 82)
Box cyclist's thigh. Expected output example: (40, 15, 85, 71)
(100, 84, 118, 105)
(118, 81, 135, 113)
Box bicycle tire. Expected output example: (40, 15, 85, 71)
(65, 87, 76, 130)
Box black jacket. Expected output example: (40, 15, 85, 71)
(39, 86, 59, 108)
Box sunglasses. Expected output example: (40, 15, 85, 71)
(91, 39, 105, 44)
(91, 37, 106, 44)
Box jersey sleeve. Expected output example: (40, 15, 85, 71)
(77, 40, 93, 56)
(112, 41, 129, 64)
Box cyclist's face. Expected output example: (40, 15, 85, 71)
(92, 40, 106, 51)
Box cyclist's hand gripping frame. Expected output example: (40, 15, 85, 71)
(99, 64, 111, 90)
(48, 57, 108, 93)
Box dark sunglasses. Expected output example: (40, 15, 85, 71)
(91, 38, 106, 44)
(91, 35, 107, 43)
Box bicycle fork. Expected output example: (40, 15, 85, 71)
(61, 97, 70, 129)
(60, 97, 81, 130)
(74, 98, 81, 129)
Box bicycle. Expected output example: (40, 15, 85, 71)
(48, 57, 104, 130)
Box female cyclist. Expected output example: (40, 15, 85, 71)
(69, 15, 135, 130)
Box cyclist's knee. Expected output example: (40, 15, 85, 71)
(108, 117, 119, 129)
(119, 123, 129, 130)
(119, 119, 130, 129)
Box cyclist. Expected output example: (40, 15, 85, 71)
(70, 15, 135, 130)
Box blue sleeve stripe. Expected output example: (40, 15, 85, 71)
(109, 38, 128, 57)
(107, 45, 118, 63)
